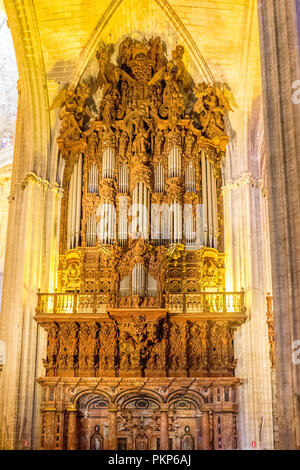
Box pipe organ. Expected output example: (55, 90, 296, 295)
(65, 136, 220, 250)
(36, 37, 246, 451)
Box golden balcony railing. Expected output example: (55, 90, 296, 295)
(36, 292, 109, 316)
(167, 291, 245, 317)
(35, 290, 246, 320)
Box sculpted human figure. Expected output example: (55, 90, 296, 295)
(154, 129, 164, 156)
(132, 119, 150, 156)
(47, 324, 60, 368)
(118, 131, 129, 157)
(185, 130, 195, 156)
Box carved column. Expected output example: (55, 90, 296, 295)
(201, 409, 210, 450)
(160, 407, 169, 450)
(67, 404, 78, 450)
(108, 405, 118, 450)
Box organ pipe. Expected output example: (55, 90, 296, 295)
(212, 166, 218, 248)
(185, 163, 196, 192)
(201, 152, 208, 246)
(168, 146, 181, 178)
(88, 162, 99, 193)
(170, 201, 182, 243)
(132, 263, 145, 296)
(184, 204, 194, 243)
(97, 202, 116, 244)
(120, 274, 130, 296)
(200, 152, 218, 248)
(86, 213, 97, 247)
(102, 148, 115, 179)
(118, 195, 128, 246)
(147, 274, 158, 297)
(154, 163, 164, 192)
(207, 160, 213, 247)
(132, 183, 150, 239)
(119, 163, 129, 193)
(67, 154, 82, 250)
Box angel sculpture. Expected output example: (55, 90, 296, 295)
(193, 83, 234, 139)
(49, 82, 96, 139)
(49, 88, 79, 137)
(94, 43, 137, 125)
(171, 45, 195, 109)
(148, 60, 185, 125)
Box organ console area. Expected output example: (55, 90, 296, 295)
(35, 37, 246, 450)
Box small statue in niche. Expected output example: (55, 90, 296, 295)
(154, 129, 164, 156)
(65, 261, 81, 291)
(118, 130, 129, 158)
(132, 119, 150, 157)
(202, 259, 220, 287)
(78, 323, 93, 369)
(119, 331, 140, 370)
(47, 324, 60, 368)
(184, 130, 195, 157)
(87, 131, 98, 156)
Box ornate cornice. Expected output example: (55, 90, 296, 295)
(222, 172, 267, 197)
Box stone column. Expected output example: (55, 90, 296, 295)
(132, 426, 138, 450)
(223, 173, 274, 450)
(160, 407, 169, 450)
(258, 0, 300, 450)
(43, 407, 56, 450)
(67, 404, 78, 450)
(201, 409, 210, 450)
(209, 410, 214, 450)
(223, 411, 234, 450)
(146, 427, 153, 451)
(108, 405, 118, 450)
(55, 404, 64, 450)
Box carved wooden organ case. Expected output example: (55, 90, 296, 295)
(36, 37, 246, 450)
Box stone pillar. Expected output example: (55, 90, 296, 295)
(209, 410, 214, 450)
(223, 411, 234, 450)
(108, 405, 118, 450)
(201, 409, 210, 450)
(55, 404, 64, 450)
(146, 427, 153, 451)
(132, 426, 138, 450)
(67, 404, 78, 450)
(160, 407, 169, 450)
(223, 174, 274, 450)
(258, 0, 300, 450)
(43, 407, 56, 450)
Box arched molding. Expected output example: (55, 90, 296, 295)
(72, 388, 113, 405)
(4, 0, 50, 181)
(120, 395, 161, 410)
(114, 387, 164, 406)
(166, 389, 205, 408)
